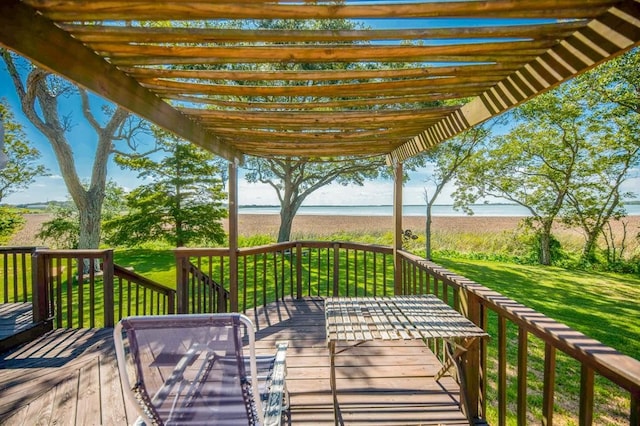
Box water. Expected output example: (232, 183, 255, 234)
(239, 203, 640, 216)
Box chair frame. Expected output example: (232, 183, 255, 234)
(113, 313, 288, 426)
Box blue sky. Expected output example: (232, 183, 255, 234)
(0, 58, 446, 207)
(2, 58, 638, 208)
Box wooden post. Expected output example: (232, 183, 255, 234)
(175, 251, 187, 314)
(332, 243, 340, 297)
(228, 161, 239, 312)
(103, 249, 115, 327)
(393, 161, 403, 296)
(296, 243, 302, 299)
(459, 290, 482, 422)
(31, 250, 48, 323)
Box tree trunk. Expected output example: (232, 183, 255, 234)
(278, 208, 296, 242)
(2, 55, 130, 252)
(581, 231, 598, 262)
(539, 226, 552, 266)
(425, 203, 433, 260)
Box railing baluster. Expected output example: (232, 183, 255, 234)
(66, 257, 73, 328)
(631, 391, 639, 426)
(517, 327, 528, 426)
(542, 343, 556, 426)
(362, 250, 366, 296)
(2, 251, 7, 303)
(54, 257, 61, 327)
(78, 259, 84, 328)
(498, 315, 507, 426)
(579, 365, 594, 426)
(11, 252, 17, 302)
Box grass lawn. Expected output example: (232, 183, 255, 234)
(434, 256, 640, 360)
(431, 256, 640, 425)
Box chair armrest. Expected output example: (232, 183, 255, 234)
(263, 341, 289, 426)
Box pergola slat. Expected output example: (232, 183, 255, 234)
(61, 22, 588, 43)
(139, 76, 502, 96)
(25, 0, 616, 21)
(94, 41, 556, 62)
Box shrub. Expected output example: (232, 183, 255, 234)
(0, 207, 25, 244)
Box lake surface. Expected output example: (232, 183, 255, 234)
(240, 204, 640, 216)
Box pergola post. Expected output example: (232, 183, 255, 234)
(228, 161, 239, 313)
(393, 161, 403, 296)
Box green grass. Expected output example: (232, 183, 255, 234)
(2, 239, 638, 424)
(114, 248, 177, 285)
(433, 256, 640, 360)
(432, 255, 640, 425)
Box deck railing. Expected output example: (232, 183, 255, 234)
(175, 241, 394, 313)
(32, 249, 175, 328)
(398, 250, 640, 426)
(4, 244, 639, 424)
(0, 246, 38, 303)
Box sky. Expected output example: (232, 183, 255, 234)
(1, 21, 638, 208)
(0, 58, 451, 207)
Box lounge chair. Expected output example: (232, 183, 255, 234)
(113, 313, 289, 425)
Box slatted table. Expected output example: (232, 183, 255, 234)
(325, 295, 488, 425)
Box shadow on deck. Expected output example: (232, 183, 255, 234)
(0, 298, 467, 425)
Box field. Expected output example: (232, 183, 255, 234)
(11, 213, 640, 260)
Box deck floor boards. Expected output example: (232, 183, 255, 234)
(0, 297, 468, 425)
(0, 303, 33, 340)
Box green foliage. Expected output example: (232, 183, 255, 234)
(0, 206, 25, 244)
(37, 180, 126, 249)
(37, 203, 79, 248)
(238, 234, 275, 247)
(105, 130, 227, 248)
(0, 100, 48, 202)
(515, 221, 567, 265)
(453, 52, 640, 266)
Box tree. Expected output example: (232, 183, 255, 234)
(582, 47, 639, 117)
(454, 75, 640, 265)
(559, 52, 640, 261)
(104, 130, 227, 247)
(1, 50, 152, 254)
(454, 89, 585, 265)
(0, 100, 47, 202)
(38, 180, 127, 249)
(421, 122, 493, 260)
(245, 156, 386, 242)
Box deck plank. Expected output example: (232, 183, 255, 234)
(0, 298, 468, 425)
(0, 303, 32, 338)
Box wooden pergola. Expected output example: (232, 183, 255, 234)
(2, 0, 639, 299)
(1, 0, 639, 165)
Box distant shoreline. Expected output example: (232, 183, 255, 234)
(10, 213, 640, 246)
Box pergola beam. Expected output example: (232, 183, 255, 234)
(389, 0, 640, 163)
(0, 0, 243, 163)
(26, 0, 616, 21)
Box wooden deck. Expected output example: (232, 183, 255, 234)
(0, 298, 468, 425)
(0, 303, 52, 353)
(0, 303, 33, 340)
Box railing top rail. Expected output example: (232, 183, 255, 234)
(113, 264, 175, 296)
(173, 241, 394, 258)
(398, 250, 640, 394)
(0, 246, 41, 254)
(174, 247, 231, 257)
(239, 241, 296, 256)
(35, 248, 113, 256)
